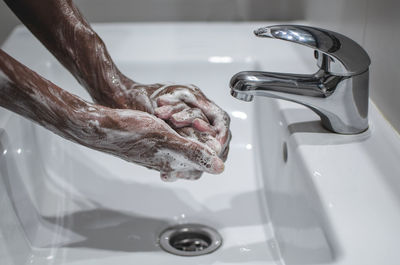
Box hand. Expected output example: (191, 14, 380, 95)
(105, 79, 231, 156)
(103, 81, 232, 181)
(81, 105, 225, 178)
(152, 83, 231, 157)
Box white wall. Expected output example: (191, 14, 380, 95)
(76, 0, 304, 22)
(304, 0, 400, 133)
(0, 0, 304, 45)
(0, 1, 20, 46)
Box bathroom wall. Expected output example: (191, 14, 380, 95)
(304, 0, 400, 133)
(1, 0, 399, 132)
(0, 0, 304, 45)
(0, 1, 20, 46)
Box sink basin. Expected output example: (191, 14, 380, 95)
(1, 23, 400, 265)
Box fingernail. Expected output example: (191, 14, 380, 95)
(155, 106, 172, 119)
(211, 157, 225, 174)
(160, 172, 178, 182)
(171, 112, 182, 122)
(171, 113, 188, 127)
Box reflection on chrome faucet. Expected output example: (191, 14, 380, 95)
(230, 25, 371, 134)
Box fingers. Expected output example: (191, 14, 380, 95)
(156, 87, 231, 146)
(181, 170, 203, 180)
(154, 85, 231, 162)
(145, 133, 224, 176)
(177, 127, 221, 154)
(214, 115, 231, 145)
(157, 130, 224, 175)
(156, 105, 217, 137)
(183, 100, 230, 148)
(160, 171, 178, 182)
(192, 119, 217, 137)
(155, 105, 216, 137)
(189, 103, 231, 160)
(156, 89, 197, 107)
(220, 137, 231, 162)
(154, 103, 188, 120)
(160, 170, 203, 182)
(194, 101, 231, 145)
(182, 140, 225, 174)
(203, 137, 222, 155)
(170, 108, 208, 128)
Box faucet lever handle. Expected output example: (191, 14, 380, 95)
(254, 25, 370, 76)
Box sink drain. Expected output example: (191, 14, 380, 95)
(159, 224, 222, 256)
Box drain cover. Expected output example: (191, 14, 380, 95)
(159, 224, 222, 256)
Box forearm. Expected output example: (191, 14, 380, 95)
(4, 0, 132, 107)
(0, 49, 101, 146)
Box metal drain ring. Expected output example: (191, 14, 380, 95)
(159, 223, 222, 256)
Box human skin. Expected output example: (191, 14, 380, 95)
(4, 0, 231, 180)
(0, 49, 225, 176)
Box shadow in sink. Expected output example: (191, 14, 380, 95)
(43, 208, 168, 252)
(0, 129, 165, 253)
(288, 120, 331, 134)
(0, 126, 272, 260)
(45, 209, 278, 263)
(284, 109, 371, 145)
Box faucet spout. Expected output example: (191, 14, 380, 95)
(230, 69, 369, 134)
(230, 70, 343, 99)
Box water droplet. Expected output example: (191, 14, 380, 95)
(313, 171, 322, 177)
(239, 247, 251, 252)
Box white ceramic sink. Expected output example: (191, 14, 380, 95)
(1, 23, 400, 265)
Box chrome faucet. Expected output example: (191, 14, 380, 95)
(230, 25, 371, 134)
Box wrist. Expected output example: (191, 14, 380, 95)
(61, 24, 130, 107)
(69, 102, 108, 147)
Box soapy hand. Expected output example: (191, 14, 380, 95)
(83, 106, 225, 177)
(152, 84, 231, 155)
(108, 80, 231, 155)
(151, 83, 232, 181)
(102, 81, 232, 181)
